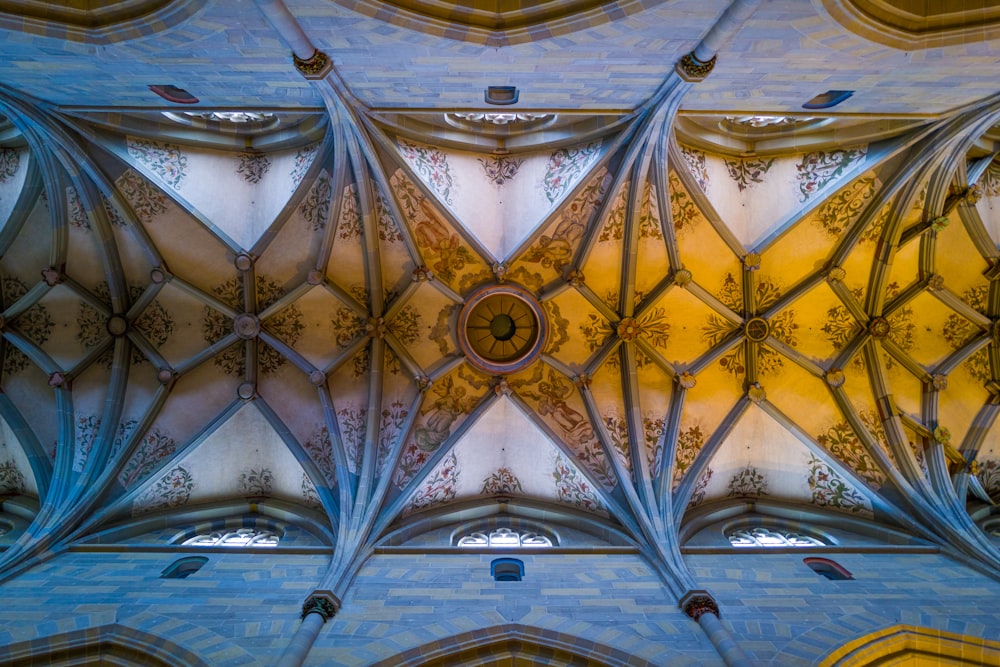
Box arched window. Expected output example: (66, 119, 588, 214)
(457, 527, 553, 548)
(727, 527, 825, 547)
(182, 528, 280, 548)
(160, 556, 208, 579)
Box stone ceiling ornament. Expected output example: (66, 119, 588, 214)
(458, 284, 547, 375)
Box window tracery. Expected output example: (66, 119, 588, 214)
(727, 527, 824, 548)
(457, 527, 553, 548)
(182, 528, 279, 547)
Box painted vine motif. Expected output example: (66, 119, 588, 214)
(236, 151, 271, 184)
(126, 137, 188, 190)
(73, 416, 138, 473)
(807, 455, 873, 516)
(374, 192, 405, 243)
(337, 184, 361, 240)
(481, 467, 524, 496)
(116, 169, 168, 223)
(201, 276, 304, 376)
(542, 299, 570, 355)
(727, 465, 768, 497)
(553, 452, 603, 513)
(301, 474, 321, 508)
(397, 139, 455, 205)
(688, 468, 713, 508)
(67, 186, 87, 229)
(0, 148, 19, 182)
(304, 425, 336, 485)
(337, 406, 366, 474)
(0, 458, 24, 494)
(406, 451, 459, 514)
(479, 155, 524, 186)
(391, 170, 476, 285)
(672, 425, 706, 487)
(376, 400, 409, 475)
(703, 274, 798, 377)
(78, 283, 175, 367)
(300, 172, 331, 231)
(603, 412, 631, 471)
(290, 144, 319, 190)
(101, 196, 129, 227)
(796, 147, 867, 201)
(643, 416, 666, 474)
(942, 285, 989, 382)
(2, 275, 54, 376)
(132, 465, 194, 515)
(387, 305, 422, 344)
(579, 306, 670, 369)
(331, 303, 367, 349)
(668, 171, 701, 234)
(816, 420, 885, 489)
(814, 176, 880, 240)
(679, 146, 709, 192)
(598, 182, 663, 242)
(724, 156, 774, 192)
(118, 428, 176, 489)
(523, 169, 610, 275)
(239, 467, 273, 496)
(542, 140, 602, 203)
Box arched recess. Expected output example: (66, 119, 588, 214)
(0, 623, 210, 667)
(367, 623, 660, 667)
(818, 624, 1000, 666)
(818, 0, 1000, 50)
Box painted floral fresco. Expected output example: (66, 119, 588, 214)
(0, 148, 19, 181)
(668, 171, 701, 234)
(405, 452, 458, 514)
(101, 196, 129, 227)
(688, 468, 713, 508)
(479, 155, 524, 186)
(336, 184, 361, 240)
(300, 172, 331, 231)
(201, 276, 304, 376)
(73, 416, 138, 473)
(303, 425, 336, 485)
(644, 415, 665, 474)
(239, 467, 273, 496)
(376, 400, 408, 475)
(236, 151, 271, 184)
(126, 136, 188, 190)
(337, 406, 366, 474)
(807, 454, 873, 516)
(116, 169, 168, 223)
(394, 375, 477, 487)
(2, 275, 54, 376)
(0, 458, 24, 494)
(599, 182, 663, 242)
(724, 156, 774, 192)
(67, 186, 87, 229)
(796, 147, 867, 201)
(118, 428, 176, 489)
(78, 283, 175, 367)
(301, 473, 321, 508)
(703, 274, 798, 378)
(727, 465, 768, 497)
(672, 425, 706, 487)
(814, 175, 882, 240)
(374, 192, 405, 243)
(330, 305, 366, 349)
(542, 140, 602, 203)
(542, 300, 571, 356)
(603, 412, 631, 471)
(679, 146, 709, 192)
(132, 465, 194, 515)
(579, 307, 670, 369)
(397, 139, 455, 205)
(390, 170, 477, 286)
(523, 169, 610, 275)
(552, 452, 603, 513)
(481, 467, 524, 496)
(942, 285, 989, 382)
(816, 420, 885, 490)
(290, 144, 319, 190)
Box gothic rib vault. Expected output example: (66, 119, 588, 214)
(2, 0, 1000, 664)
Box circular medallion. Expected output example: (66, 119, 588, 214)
(745, 317, 769, 342)
(458, 284, 546, 374)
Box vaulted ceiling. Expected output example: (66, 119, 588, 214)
(2, 0, 1000, 594)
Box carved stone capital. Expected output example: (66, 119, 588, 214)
(294, 50, 331, 79)
(680, 590, 720, 620)
(301, 591, 340, 621)
(675, 52, 717, 82)
(678, 371, 696, 389)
